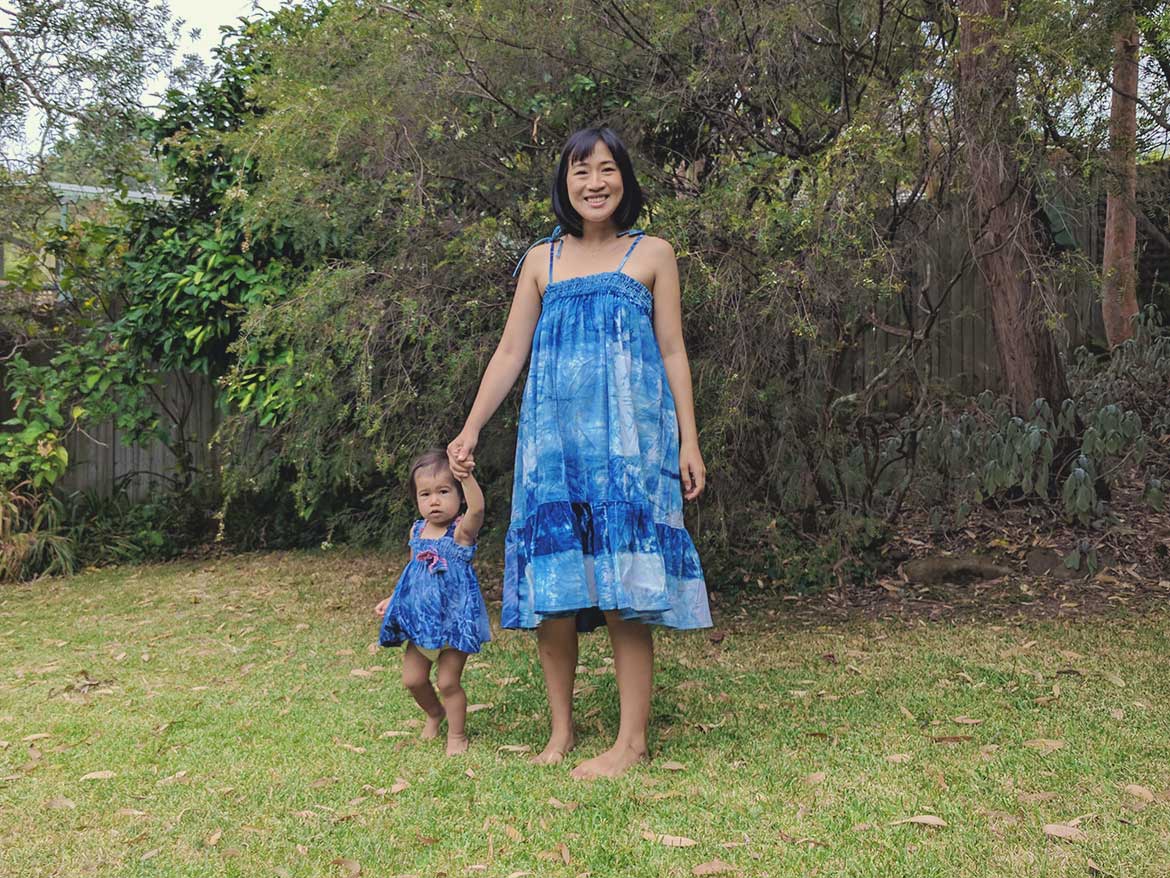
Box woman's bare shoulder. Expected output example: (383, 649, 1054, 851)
(517, 240, 555, 286)
(638, 234, 677, 266)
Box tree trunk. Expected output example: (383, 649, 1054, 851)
(958, 0, 1072, 412)
(1102, 8, 1140, 348)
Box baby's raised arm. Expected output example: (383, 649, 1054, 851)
(453, 471, 485, 546)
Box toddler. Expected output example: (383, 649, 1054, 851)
(375, 449, 490, 755)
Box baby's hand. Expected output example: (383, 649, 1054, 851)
(374, 596, 391, 617)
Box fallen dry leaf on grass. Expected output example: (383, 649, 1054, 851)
(643, 832, 697, 847)
(890, 815, 947, 828)
(206, 828, 222, 846)
(536, 843, 572, 863)
(1023, 739, 1065, 755)
(804, 771, 826, 785)
(80, 770, 115, 781)
(331, 857, 361, 876)
(498, 744, 531, 754)
(692, 859, 738, 875)
(466, 703, 493, 713)
(390, 778, 409, 794)
(660, 761, 686, 772)
(1123, 784, 1154, 803)
(44, 796, 75, 810)
(1043, 823, 1086, 842)
(885, 753, 912, 763)
(952, 716, 983, 725)
(548, 797, 579, 811)
(504, 825, 522, 842)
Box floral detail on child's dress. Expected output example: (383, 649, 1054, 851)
(415, 549, 447, 573)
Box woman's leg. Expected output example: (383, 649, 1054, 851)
(531, 615, 579, 764)
(571, 612, 652, 779)
(401, 643, 445, 738)
(436, 649, 470, 755)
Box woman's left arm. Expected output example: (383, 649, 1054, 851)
(649, 239, 706, 501)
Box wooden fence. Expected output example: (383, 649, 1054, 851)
(852, 182, 1105, 402)
(56, 371, 219, 501)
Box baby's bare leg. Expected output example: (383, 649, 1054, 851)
(402, 644, 444, 738)
(436, 649, 470, 755)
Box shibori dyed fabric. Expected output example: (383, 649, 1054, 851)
(502, 230, 712, 632)
(379, 518, 491, 654)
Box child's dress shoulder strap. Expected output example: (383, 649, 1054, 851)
(512, 226, 564, 279)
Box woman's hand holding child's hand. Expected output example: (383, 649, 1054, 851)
(447, 429, 479, 479)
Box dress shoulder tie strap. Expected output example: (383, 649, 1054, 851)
(512, 225, 564, 278)
(615, 229, 645, 274)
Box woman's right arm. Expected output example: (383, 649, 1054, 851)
(448, 244, 546, 475)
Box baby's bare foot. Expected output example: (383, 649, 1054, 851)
(421, 709, 446, 740)
(570, 743, 648, 780)
(446, 733, 469, 756)
(530, 731, 575, 765)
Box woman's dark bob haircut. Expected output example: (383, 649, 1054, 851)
(551, 127, 643, 237)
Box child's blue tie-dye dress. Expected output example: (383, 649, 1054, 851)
(503, 229, 712, 632)
(379, 518, 491, 654)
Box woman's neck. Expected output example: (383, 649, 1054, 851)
(577, 219, 619, 246)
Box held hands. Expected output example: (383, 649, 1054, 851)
(680, 441, 706, 501)
(374, 596, 391, 617)
(447, 429, 479, 480)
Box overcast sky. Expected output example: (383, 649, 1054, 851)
(168, 0, 264, 68)
(149, 0, 269, 105)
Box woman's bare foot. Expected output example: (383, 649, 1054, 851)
(570, 742, 648, 780)
(421, 709, 446, 740)
(446, 733, 469, 756)
(530, 731, 576, 765)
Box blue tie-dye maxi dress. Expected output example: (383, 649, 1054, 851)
(502, 230, 712, 632)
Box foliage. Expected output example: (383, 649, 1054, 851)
(65, 479, 217, 567)
(10, 0, 1169, 590)
(0, 482, 75, 581)
(0, 0, 177, 162)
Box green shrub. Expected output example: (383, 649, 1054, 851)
(0, 483, 76, 581)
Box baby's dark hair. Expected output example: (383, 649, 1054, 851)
(408, 448, 464, 499)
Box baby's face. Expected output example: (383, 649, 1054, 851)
(414, 465, 461, 527)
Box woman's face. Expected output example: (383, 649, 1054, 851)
(566, 141, 624, 227)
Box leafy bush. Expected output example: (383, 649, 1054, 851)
(0, 483, 76, 582)
(65, 479, 218, 567)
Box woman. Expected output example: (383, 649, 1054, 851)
(448, 126, 711, 779)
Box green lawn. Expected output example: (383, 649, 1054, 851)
(2, 550, 1168, 877)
